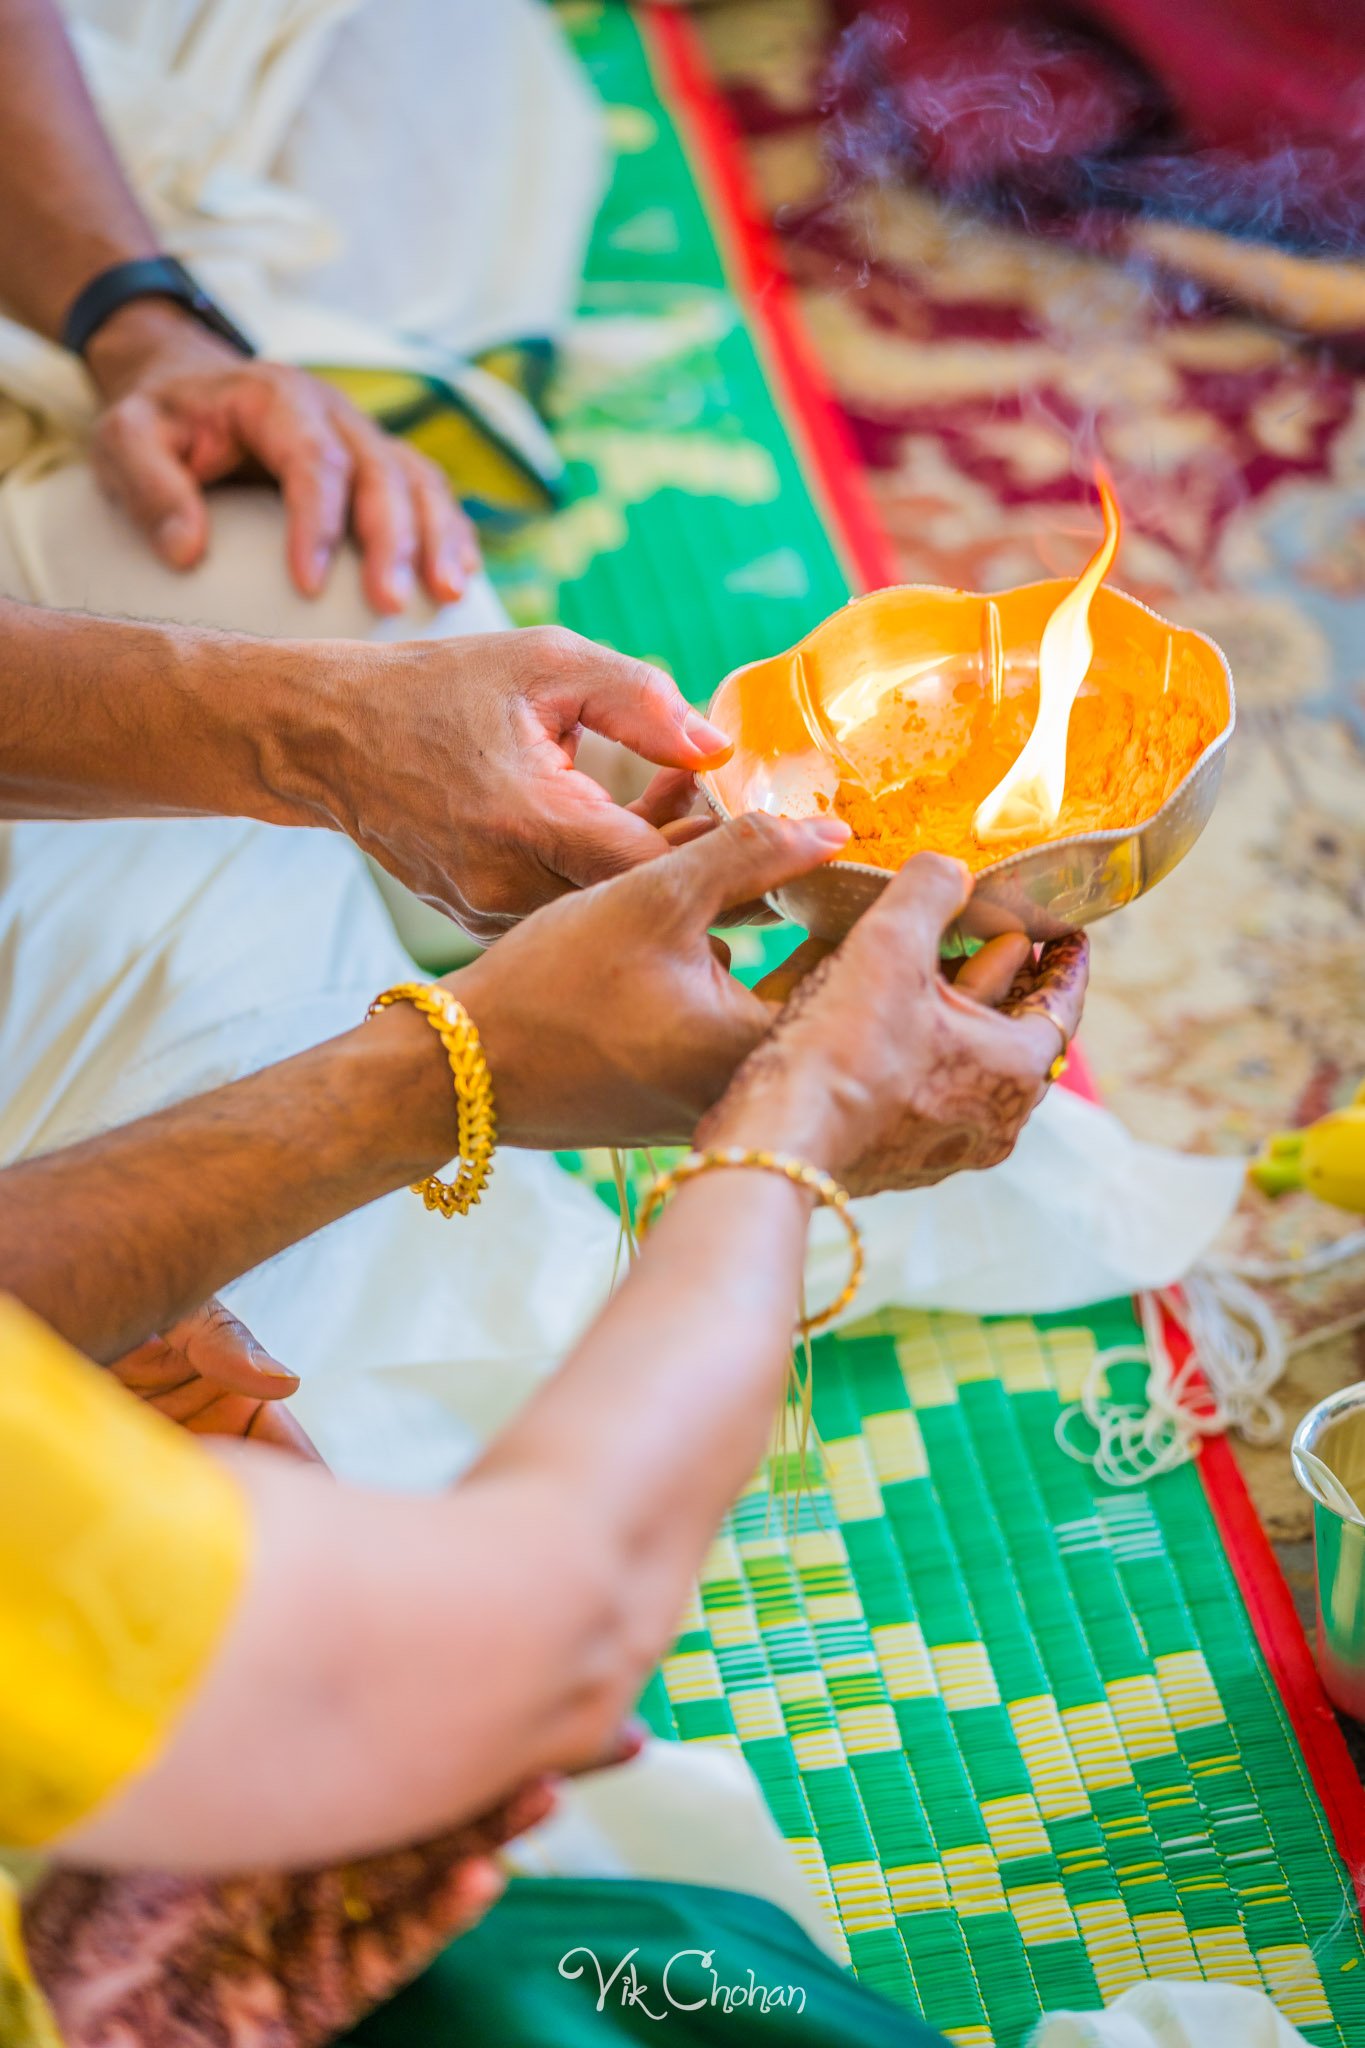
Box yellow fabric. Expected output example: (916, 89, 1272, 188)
(318, 364, 557, 521)
(0, 1870, 61, 2048)
(0, 1293, 249, 1850)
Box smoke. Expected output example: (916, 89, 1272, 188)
(816, 6, 1365, 260)
(770, 3, 1363, 591)
(1119, 142, 1365, 257)
(823, 14, 1160, 212)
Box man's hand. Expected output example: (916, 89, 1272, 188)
(444, 810, 853, 1144)
(84, 302, 480, 613)
(110, 1298, 319, 1461)
(325, 625, 733, 939)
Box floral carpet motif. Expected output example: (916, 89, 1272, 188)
(696, 0, 1365, 1550)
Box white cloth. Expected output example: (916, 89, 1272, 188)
(808, 1084, 1245, 1325)
(507, 1739, 843, 1960)
(0, 492, 623, 1456)
(0, 0, 603, 484)
(1032, 1979, 1313, 2048)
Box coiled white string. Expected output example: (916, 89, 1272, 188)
(1056, 1233, 1365, 1488)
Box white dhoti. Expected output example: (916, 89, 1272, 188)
(0, 0, 626, 1442)
(0, 477, 625, 1470)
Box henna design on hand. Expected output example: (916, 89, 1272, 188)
(1000, 931, 1088, 1043)
(703, 899, 1089, 1197)
(24, 1785, 553, 2048)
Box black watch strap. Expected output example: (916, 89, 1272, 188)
(62, 256, 256, 360)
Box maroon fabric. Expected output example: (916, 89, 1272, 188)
(830, 0, 1365, 248)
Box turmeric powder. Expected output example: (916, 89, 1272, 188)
(827, 649, 1221, 871)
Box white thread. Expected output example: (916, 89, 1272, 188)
(1222, 1228, 1365, 1285)
(1056, 1232, 1365, 1488)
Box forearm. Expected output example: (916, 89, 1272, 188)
(0, 1009, 454, 1360)
(485, 1083, 849, 1682)
(62, 1167, 822, 1872)
(0, 0, 157, 339)
(0, 594, 370, 826)
(477, 1168, 814, 1643)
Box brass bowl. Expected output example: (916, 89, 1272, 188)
(699, 580, 1235, 947)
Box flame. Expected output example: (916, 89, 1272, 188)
(972, 472, 1122, 845)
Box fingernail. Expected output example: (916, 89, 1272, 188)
(387, 561, 415, 608)
(808, 817, 852, 847)
(682, 711, 733, 763)
(155, 512, 195, 565)
(251, 1345, 298, 1381)
(308, 545, 331, 593)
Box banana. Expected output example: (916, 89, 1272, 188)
(1249, 1083, 1365, 1214)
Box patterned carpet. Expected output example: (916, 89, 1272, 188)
(693, 0, 1365, 1559)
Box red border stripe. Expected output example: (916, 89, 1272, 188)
(637, 0, 1365, 1895)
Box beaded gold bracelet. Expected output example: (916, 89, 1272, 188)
(366, 982, 496, 1217)
(637, 1147, 863, 1334)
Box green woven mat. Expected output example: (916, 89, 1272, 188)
(485, 0, 858, 981)
(511, 8, 1365, 2043)
(488, 7, 851, 690)
(575, 1161, 1365, 2047)
(649, 1297, 1365, 2046)
(566, 1147, 1365, 2047)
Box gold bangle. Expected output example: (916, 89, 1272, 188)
(366, 982, 496, 1217)
(637, 1148, 863, 1334)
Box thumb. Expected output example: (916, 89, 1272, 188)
(91, 395, 209, 570)
(551, 638, 733, 771)
(753, 934, 834, 1005)
(174, 1298, 299, 1397)
(662, 810, 852, 929)
(861, 850, 974, 959)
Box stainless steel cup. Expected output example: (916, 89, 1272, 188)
(1292, 1385, 1365, 1719)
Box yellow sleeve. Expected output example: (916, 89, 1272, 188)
(0, 1295, 250, 1850)
(0, 1871, 62, 2048)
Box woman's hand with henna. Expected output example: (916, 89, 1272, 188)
(701, 853, 1088, 1195)
(24, 1725, 643, 2048)
(23, 1782, 551, 2048)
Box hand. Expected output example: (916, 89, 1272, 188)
(700, 852, 1089, 1195)
(325, 625, 734, 939)
(110, 1298, 319, 1461)
(23, 1781, 550, 2048)
(23, 1725, 643, 2046)
(444, 809, 854, 1144)
(84, 301, 479, 612)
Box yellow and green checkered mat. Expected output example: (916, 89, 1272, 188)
(500, 6, 1365, 2041)
(657, 1294, 1365, 2044)
(571, 1134, 1365, 2043)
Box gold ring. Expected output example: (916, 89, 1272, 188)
(1009, 989, 1074, 1056)
(1048, 1052, 1069, 1084)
